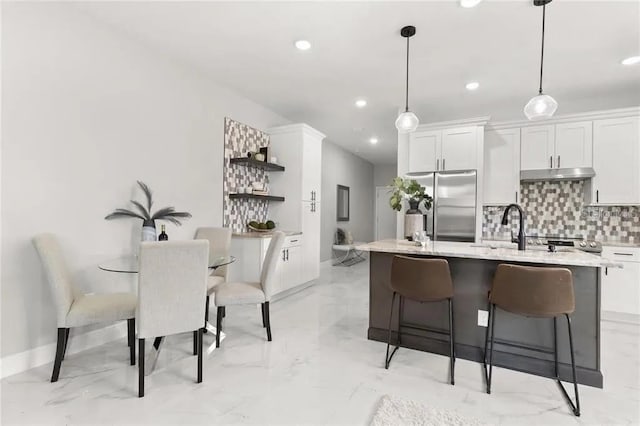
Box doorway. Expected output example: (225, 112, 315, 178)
(375, 186, 396, 240)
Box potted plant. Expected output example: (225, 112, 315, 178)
(105, 181, 192, 241)
(389, 177, 433, 240)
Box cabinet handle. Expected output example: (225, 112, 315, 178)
(291, 239, 298, 243)
(442, 159, 446, 170)
(286, 249, 289, 261)
(515, 191, 518, 203)
(613, 252, 634, 256)
(549, 156, 553, 168)
(605, 267, 608, 276)
(436, 159, 439, 171)
(596, 190, 599, 203)
(557, 155, 560, 168)
(282, 250, 286, 261)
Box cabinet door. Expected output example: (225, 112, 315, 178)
(409, 131, 441, 172)
(281, 245, 302, 293)
(520, 125, 555, 170)
(602, 262, 640, 315)
(592, 117, 640, 205)
(441, 126, 479, 171)
(302, 135, 323, 202)
(300, 201, 320, 283)
(555, 121, 593, 168)
(483, 128, 520, 205)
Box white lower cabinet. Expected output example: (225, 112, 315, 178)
(228, 234, 304, 296)
(601, 246, 640, 317)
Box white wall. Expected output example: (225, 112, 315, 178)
(320, 141, 374, 262)
(1, 3, 289, 360)
(373, 164, 397, 187)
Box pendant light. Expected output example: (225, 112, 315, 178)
(395, 26, 419, 133)
(524, 0, 558, 121)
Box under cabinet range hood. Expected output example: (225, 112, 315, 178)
(520, 167, 595, 182)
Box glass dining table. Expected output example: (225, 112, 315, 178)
(98, 255, 236, 374)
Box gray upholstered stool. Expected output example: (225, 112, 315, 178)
(484, 263, 580, 416)
(385, 255, 456, 385)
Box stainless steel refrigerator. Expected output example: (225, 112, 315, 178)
(405, 170, 477, 242)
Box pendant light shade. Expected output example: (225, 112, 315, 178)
(396, 26, 420, 133)
(395, 111, 420, 133)
(524, 93, 558, 120)
(524, 0, 557, 121)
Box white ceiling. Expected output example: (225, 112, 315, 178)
(76, 1, 640, 165)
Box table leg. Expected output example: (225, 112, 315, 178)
(204, 321, 226, 355)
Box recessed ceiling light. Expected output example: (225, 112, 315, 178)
(369, 137, 379, 144)
(460, 0, 482, 8)
(621, 55, 640, 65)
(294, 40, 311, 51)
(465, 81, 480, 91)
(355, 99, 367, 108)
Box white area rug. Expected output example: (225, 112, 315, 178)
(371, 395, 485, 426)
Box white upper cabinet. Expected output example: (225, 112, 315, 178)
(520, 125, 555, 170)
(301, 131, 323, 202)
(441, 127, 479, 171)
(592, 116, 640, 205)
(408, 130, 440, 173)
(554, 121, 593, 169)
(408, 126, 481, 173)
(483, 128, 520, 205)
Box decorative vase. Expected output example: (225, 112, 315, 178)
(404, 199, 424, 240)
(141, 220, 157, 242)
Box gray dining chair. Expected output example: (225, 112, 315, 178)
(213, 231, 285, 348)
(32, 233, 137, 382)
(136, 240, 209, 397)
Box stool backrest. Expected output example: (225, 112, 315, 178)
(490, 264, 574, 317)
(390, 256, 454, 302)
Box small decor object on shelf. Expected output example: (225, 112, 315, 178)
(254, 152, 265, 161)
(105, 180, 192, 242)
(259, 146, 270, 162)
(158, 224, 168, 241)
(389, 177, 433, 240)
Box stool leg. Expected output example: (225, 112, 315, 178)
(448, 298, 455, 385)
(553, 317, 559, 377)
(384, 292, 399, 369)
(555, 314, 580, 416)
(485, 304, 496, 394)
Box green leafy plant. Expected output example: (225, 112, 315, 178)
(105, 181, 192, 226)
(389, 177, 433, 212)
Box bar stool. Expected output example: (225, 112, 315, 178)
(385, 255, 456, 385)
(484, 264, 580, 417)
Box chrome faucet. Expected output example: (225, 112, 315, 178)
(502, 204, 526, 251)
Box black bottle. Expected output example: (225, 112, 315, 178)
(158, 224, 168, 241)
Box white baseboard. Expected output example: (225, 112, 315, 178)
(1, 322, 127, 379)
(320, 259, 333, 269)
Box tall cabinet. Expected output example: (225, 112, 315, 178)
(268, 124, 325, 285)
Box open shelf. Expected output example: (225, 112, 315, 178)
(228, 193, 285, 202)
(229, 157, 285, 171)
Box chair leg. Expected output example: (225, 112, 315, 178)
(264, 301, 272, 342)
(197, 328, 204, 383)
(62, 328, 70, 360)
(127, 319, 135, 365)
(448, 298, 455, 385)
(555, 314, 580, 416)
(193, 331, 198, 356)
(222, 306, 226, 318)
(203, 296, 209, 334)
(138, 338, 145, 397)
(51, 328, 67, 382)
(261, 303, 266, 328)
(216, 307, 223, 348)
(384, 292, 399, 369)
(484, 304, 496, 394)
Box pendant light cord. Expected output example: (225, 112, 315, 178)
(538, 4, 546, 95)
(405, 35, 410, 112)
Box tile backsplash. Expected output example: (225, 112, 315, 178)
(483, 181, 640, 244)
(223, 117, 270, 232)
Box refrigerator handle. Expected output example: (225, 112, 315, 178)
(436, 159, 439, 171)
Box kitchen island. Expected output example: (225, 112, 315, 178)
(358, 239, 622, 388)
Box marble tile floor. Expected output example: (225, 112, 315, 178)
(2, 260, 639, 425)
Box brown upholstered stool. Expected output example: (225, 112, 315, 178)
(385, 255, 456, 385)
(484, 264, 580, 416)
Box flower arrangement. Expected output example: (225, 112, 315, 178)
(389, 177, 433, 212)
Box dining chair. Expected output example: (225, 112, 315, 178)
(213, 231, 285, 348)
(137, 240, 209, 397)
(194, 227, 232, 327)
(32, 233, 137, 383)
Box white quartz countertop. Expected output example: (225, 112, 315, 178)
(232, 230, 302, 239)
(357, 240, 623, 268)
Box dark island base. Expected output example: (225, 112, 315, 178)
(368, 251, 603, 388)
